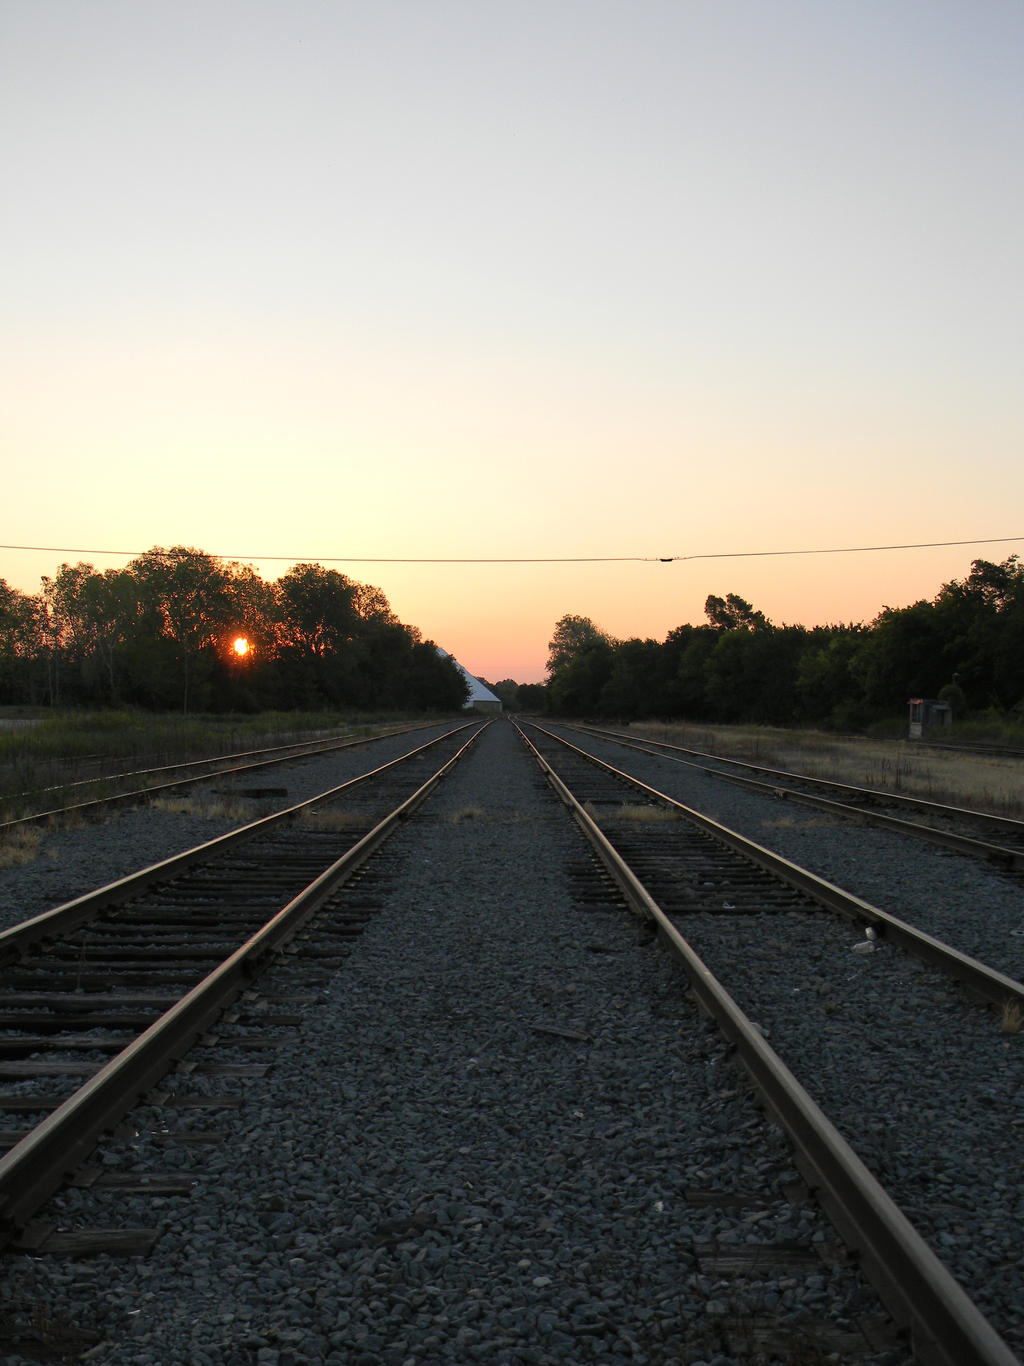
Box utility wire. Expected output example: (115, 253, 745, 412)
(0, 536, 1021, 565)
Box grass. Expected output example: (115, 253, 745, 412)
(0, 706, 396, 770)
(449, 805, 486, 824)
(629, 721, 1024, 819)
(616, 803, 677, 822)
(0, 707, 440, 813)
(149, 793, 254, 822)
(1000, 1000, 1022, 1036)
(0, 826, 43, 869)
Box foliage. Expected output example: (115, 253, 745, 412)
(538, 556, 1024, 730)
(6, 550, 1024, 729)
(488, 679, 522, 710)
(0, 549, 467, 714)
(704, 592, 768, 631)
(546, 615, 616, 716)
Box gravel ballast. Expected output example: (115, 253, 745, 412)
(0, 720, 1018, 1363)
(537, 722, 1024, 1355)
(0, 725, 457, 936)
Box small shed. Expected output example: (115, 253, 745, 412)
(437, 649, 503, 713)
(908, 697, 952, 739)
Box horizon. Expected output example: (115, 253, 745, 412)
(2, 538, 1019, 687)
(4, 2, 1022, 686)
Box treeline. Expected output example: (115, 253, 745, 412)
(0, 548, 468, 713)
(541, 556, 1024, 729)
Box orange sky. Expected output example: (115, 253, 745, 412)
(3, 3, 1022, 684)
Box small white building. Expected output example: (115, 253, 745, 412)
(437, 649, 503, 712)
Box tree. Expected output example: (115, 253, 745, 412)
(401, 642, 469, 711)
(489, 679, 521, 710)
(129, 548, 234, 712)
(0, 578, 39, 703)
(546, 615, 614, 676)
(704, 593, 768, 631)
(853, 601, 947, 713)
(933, 556, 1024, 710)
(275, 564, 362, 705)
(795, 626, 867, 728)
(516, 682, 548, 712)
(546, 615, 616, 716)
(277, 564, 359, 659)
(598, 638, 666, 719)
(663, 624, 717, 717)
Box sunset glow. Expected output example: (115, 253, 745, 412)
(3, 4, 1022, 684)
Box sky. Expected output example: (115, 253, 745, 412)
(2, 1, 1022, 684)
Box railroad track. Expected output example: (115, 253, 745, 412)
(562, 722, 1024, 873)
(0, 720, 485, 1255)
(0, 720, 437, 834)
(517, 719, 1022, 1366)
(0, 719, 1020, 1363)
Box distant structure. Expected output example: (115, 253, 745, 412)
(907, 697, 952, 739)
(438, 649, 503, 713)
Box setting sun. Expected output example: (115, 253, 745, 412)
(232, 636, 250, 658)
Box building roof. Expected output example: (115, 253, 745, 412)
(437, 649, 502, 707)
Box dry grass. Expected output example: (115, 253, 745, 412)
(149, 794, 251, 821)
(1000, 1000, 1022, 1035)
(761, 815, 844, 831)
(630, 722, 1024, 818)
(616, 803, 677, 822)
(0, 827, 43, 868)
(449, 805, 486, 824)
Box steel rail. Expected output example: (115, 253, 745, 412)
(694, 765, 1024, 872)
(0, 721, 478, 964)
(568, 722, 1024, 841)
(916, 738, 1024, 761)
(513, 721, 1020, 1366)
(0, 722, 438, 837)
(0, 723, 488, 1245)
(526, 722, 1024, 1011)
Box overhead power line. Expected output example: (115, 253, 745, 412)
(0, 536, 1021, 565)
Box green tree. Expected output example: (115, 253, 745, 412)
(546, 615, 616, 716)
(702, 625, 806, 723)
(516, 682, 548, 712)
(489, 679, 521, 710)
(794, 626, 866, 728)
(598, 638, 666, 718)
(932, 556, 1024, 710)
(662, 624, 716, 717)
(853, 601, 946, 714)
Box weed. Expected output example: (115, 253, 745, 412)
(1000, 1000, 1022, 1035)
(150, 794, 249, 821)
(617, 803, 677, 822)
(762, 815, 842, 831)
(0, 827, 43, 869)
(449, 806, 485, 824)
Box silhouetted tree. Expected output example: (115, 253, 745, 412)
(704, 593, 768, 631)
(0, 578, 38, 703)
(516, 682, 548, 712)
(129, 548, 234, 712)
(546, 615, 616, 715)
